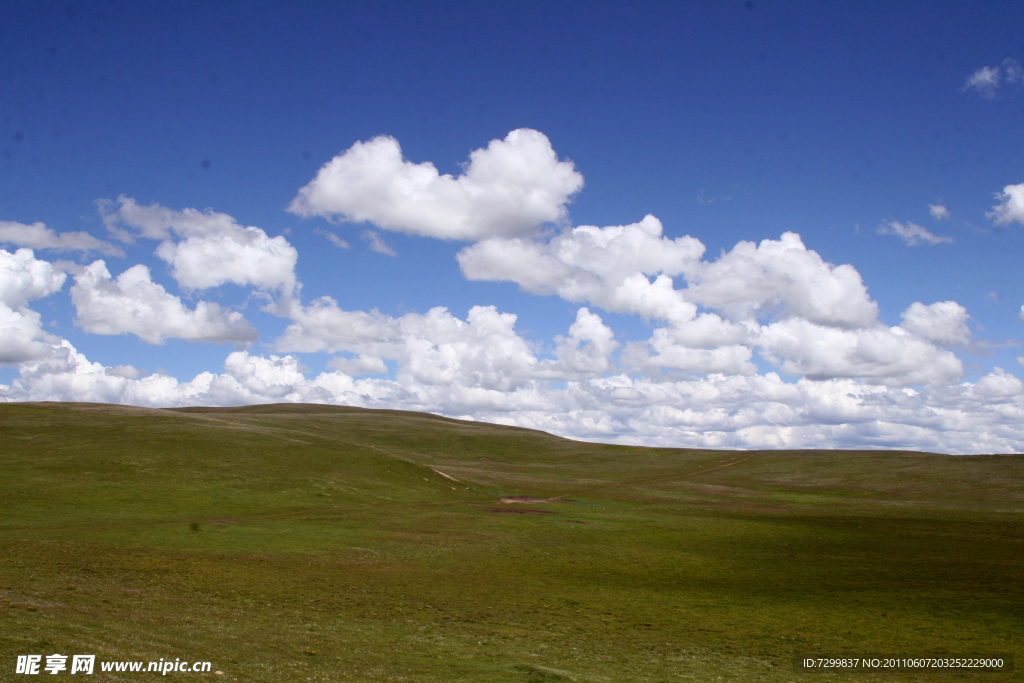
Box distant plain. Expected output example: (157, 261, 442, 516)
(1, 402, 1021, 682)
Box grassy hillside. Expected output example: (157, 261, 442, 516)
(1, 402, 1021, 682)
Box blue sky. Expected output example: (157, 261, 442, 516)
(1, 1, 1023, 452)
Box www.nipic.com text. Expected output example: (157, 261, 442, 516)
(15, 655, 214, 675)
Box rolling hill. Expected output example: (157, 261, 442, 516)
(1, 402, 1021, 682)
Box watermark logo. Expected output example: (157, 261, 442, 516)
(15, 656, 40, 675)
(15, 655, 212, 675)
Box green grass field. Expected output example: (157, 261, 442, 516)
(1, 402, 1021, 682)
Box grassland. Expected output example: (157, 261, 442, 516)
(1, 402, 1021, 682)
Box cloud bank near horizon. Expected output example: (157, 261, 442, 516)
(2, 130, 1023, 454)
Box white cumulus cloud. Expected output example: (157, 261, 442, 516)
(274, 296, 400, 353)
(70, 260, 258, 344)
(973, 367, 1024, 398)
(391, 305, 541, 391)
(276, 299, 619, 387)
(624, 335, 756, 376)
(0, 249, 67, 364)
(0, 248, 67, 308)
(0, 304, 56, 364)
(543, 308, 620, 378)
(900, 301, 971, 347)
(928, 204, 950, 220)
(460, 225, 880, 330)
(458, 215, 706, 323)
(459, 222, 907, 378)
(102, 197, 298, 295)
(288, 129, 584, 240)
(756, 319, 963, 386)
(685, 232, 880, 328)
(988, 183, 1024, 226)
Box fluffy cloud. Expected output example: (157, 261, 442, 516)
(988, 183, 1024, 226)
(284, 128, 969, 389)
(0, 248, 67, 309)
(392, 306, 540, 391)
(288, 129, 584, 240)
(972, 367, 1024, 399)
(70, 261, 258, 344)
(757, 319, 963, 386)
(0, 304, 56, 364)
(460, 225, 879, 330)
(458, 215, 705, 322)
(274, 296, 400, 353)
(0, 221, 123, 255)
(542, 308, 620, 378)
(624, 335, 756, 376)
(0, 249, 67, 363)
(154, 230, 296, 294)
(459, 222, 928, 380)
(102, 197, 298, 294)
(685, 232, 880, 328)
(900, 301, 971, 347)
(277, 300, 618, 388)
(928, 204, 950, 220)
(877, 220, 953, 246)
(276, 261, 964, 395)
(621, 314, 963, 387)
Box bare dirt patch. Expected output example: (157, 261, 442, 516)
(490, 508, 557, 515)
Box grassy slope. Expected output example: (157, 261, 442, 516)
(0, 402, 1021, 682)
